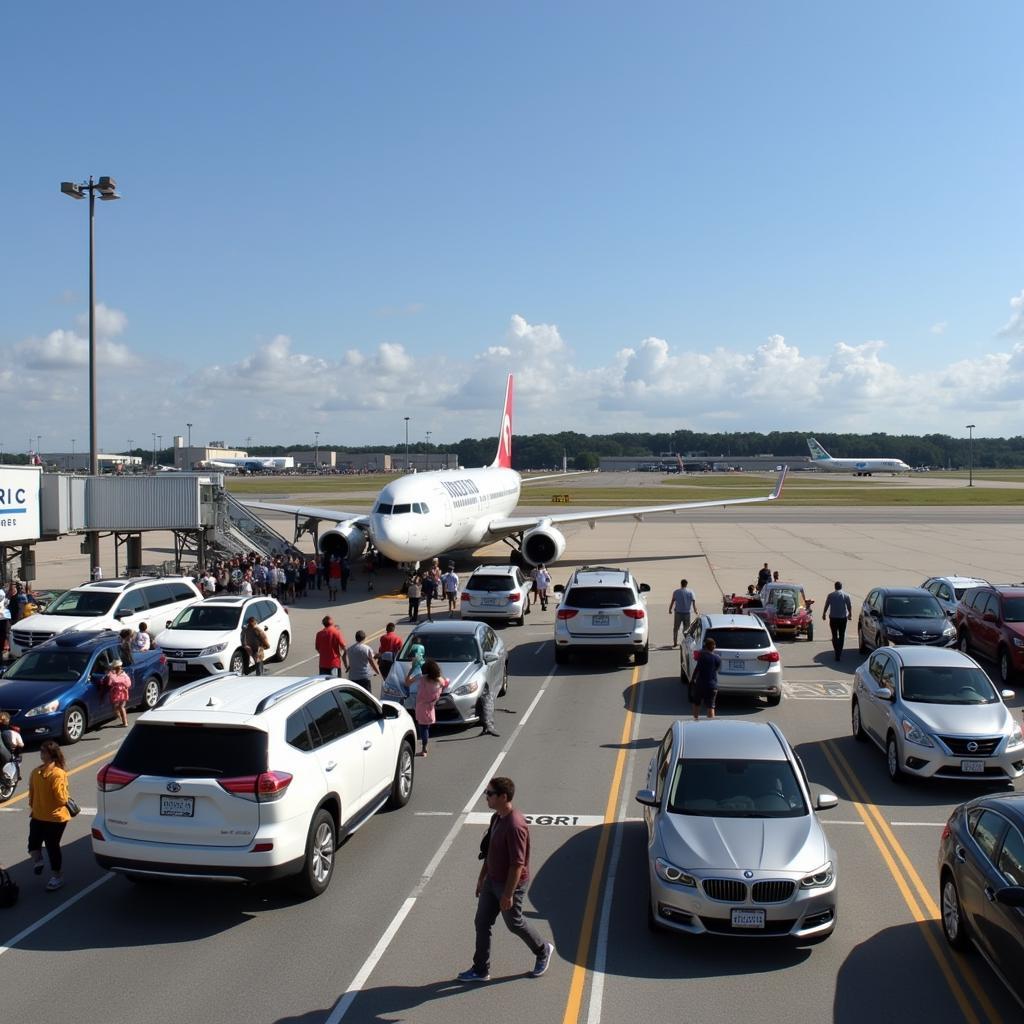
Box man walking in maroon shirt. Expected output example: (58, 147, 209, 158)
(458, 777, 554, 982)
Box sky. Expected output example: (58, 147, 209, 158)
(4, 1, 1024, 454)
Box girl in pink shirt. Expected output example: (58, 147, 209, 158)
(414, 659, 447, 757)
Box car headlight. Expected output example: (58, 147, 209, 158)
(382, 680, 406, 698)
(654, 857, 696, 886)
(901, 718, 935, 747)
(25, 699, 60, 717)
(887, 627, 904, 637)
(452, 680, 480, 696)
(1013, 637, 1024, 649)
(200, 642, 228, 656)
(1007, 723, 1024, 751)
(943, 625, 956, 636)
(800, 862, 834, 889)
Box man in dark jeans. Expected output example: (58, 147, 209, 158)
(822, 581, 853, 661)
(458, 777, 554, 983)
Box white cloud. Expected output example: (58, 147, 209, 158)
(930, 322, 947, 334)
(998, 289, 1024, 337)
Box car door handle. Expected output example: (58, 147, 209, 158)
(984, 886, 997, 902)
(324, 760, 337, 772)
(363, 740, 372, 750)
(954, 846, 966, 864)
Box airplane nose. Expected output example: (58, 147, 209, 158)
(372, 515, 409, 560)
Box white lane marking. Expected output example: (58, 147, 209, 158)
(783, 681, 852, 700)
(0, 874, 113, 958)
(585, 679, 645, 1024)
(464, 812, 604, 827)
(413, 811, 454, 817)
(324, 676, 553, 1024)
(0, 807, 23, 813)
(534, 642, 547, 654)
(823, 819, 945, 827)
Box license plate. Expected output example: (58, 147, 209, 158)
(592, 615, 610, 626)
(483, 598, 502, 606)
(731, 908, 765, 928)
(728, 659, 745, 671)
(171, 661, 187, 673)
(160, 795, 195, 817)
(961, 759, 986, 773)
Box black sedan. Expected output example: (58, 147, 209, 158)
(857, 587, 957, 653)
(939, 793, 1024, 1009)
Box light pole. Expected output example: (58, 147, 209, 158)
(966, 424, 976, 487)
(151, 432, 157, 469)
(186, 422, 192, 470)
(127, 439, 132, 473)
(71, 438, 75, 472)
(60, 176, 120, 480)
(425, 430, 432, 471)
(314, 431, 320, 470)
(404, 416, 410, 471)
(36, 436, 42, 464)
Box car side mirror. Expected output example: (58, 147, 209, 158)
(553, 584, 565, 594)
(635, 788, 659, 807)
(870, 609, 881, 619)
(639, 583, 651, 593)
(815, 791, 838, 811)
(995, 886, 1024, 908)
(1001, 689, 1015, 700)
(381, 704, 401, 719)
(483, 652, 500, 664)
(876, 687, 894, 701)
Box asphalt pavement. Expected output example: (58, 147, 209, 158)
(1, 509, 1022, 1024)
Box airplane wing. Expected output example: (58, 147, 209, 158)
(485, 468, 787, 536)
(243, 500, 369, 526)
(521, 471, 589, 484)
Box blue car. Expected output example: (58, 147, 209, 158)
(0, 630, 169, 744)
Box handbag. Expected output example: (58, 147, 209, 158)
(0, 867, 19, 908)
(66, 796, 82, 817)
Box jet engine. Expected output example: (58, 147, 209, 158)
(318, 522, 369, 561)
(520, 523, 566, 566)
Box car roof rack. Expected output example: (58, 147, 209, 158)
(255, 676, 331, 714)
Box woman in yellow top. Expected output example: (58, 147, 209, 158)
(28, 740, 70, 891)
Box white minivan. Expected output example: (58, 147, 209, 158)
(10, 577, 203, 655)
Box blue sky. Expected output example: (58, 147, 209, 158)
(4, 1, 1024, 453)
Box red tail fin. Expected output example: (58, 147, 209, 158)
(492, 375, 513, 468)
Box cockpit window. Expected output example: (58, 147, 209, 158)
(412, 503, 422, 514)
(375, 503, 393, 515)
(392, 504, 412, 515)
(420, 502, 429, 513)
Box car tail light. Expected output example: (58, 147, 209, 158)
(158, 654, 167, 665)
(557, 609, 578, 620)
(252, 841, 274, 853)
(97, 763, 138, 791)
(940, 823, 951, 843)
(91, 827, 105, 841)
(218, 771, 293, 802)
(508, 592, 521, 602)
(624, 608, 646, 619)
(757, 651, 781, 663)
(461, 593, 470, 602)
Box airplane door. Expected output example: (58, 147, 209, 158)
(442, 494, 453, 527)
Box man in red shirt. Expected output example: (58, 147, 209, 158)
(315, 616, 348, 677)
(377, 622, 403, 679)
(458, 777, 554, 983)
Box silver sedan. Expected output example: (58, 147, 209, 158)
(380, 620, 508, 725)
(637, 719, 839, 940)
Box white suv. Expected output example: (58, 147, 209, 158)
(158, 596, 291, 677)
(553, 565, 651, 666)
(92, 674, 416, 897)
(461, 564, 531, 625)
(11, 576, 203, 655)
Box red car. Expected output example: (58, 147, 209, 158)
(955, 585, 1024, 684)
(751, 583, 814, 641)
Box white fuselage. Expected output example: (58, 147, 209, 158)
(812, 457, 911, 475)
(369, 466, 522, 562)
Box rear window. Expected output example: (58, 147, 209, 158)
(467, 575, 517, 592)
(565, 587, 635, 609)
(112, 724, 268, 777)
(707, 627, 770, 650)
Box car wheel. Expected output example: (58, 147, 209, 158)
(765, 692, 782, 707)
(141, 676, 163, 710)
(958, 631, 971, 655)
(636, 643, 650, 666)
(941, 874, 969, 950)
(515, 611, 525, 626)
(886, 733, 904, 784)
(852, 699, 866, 741)
(554, 647, 569, 666)
(275, 631, 290, 663)
(876, 629, 886, 649)
(498, 665, 509, 698)
(294, 809, 336, 897)
(386, 740, 415, 810)
(62, 704, 86, 745)
(229, 648, 246, 674)
(806, 623, 814, 642)
(857, 625, 867, 654)
(999, 648, 1015, 685)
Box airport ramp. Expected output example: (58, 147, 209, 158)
(214, 491, 301, 561)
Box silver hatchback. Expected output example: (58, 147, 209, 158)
(681, 614, 783, 706)
(637, 720, 839, 939)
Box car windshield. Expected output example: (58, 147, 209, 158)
(901, 665, 999, 705)
(170, 605, 242, 630)
(883, 595, 944, 619)
(4, 650, 92, 681)
(467, 575, 517, 592)
(1002, 597, 1024, 623)
(398, 634, 479, 663)
(566, 587, 635, 609)
(667, 758, 807, 818)
(706, 627, 770, 650)
(45, 590, 117, 617)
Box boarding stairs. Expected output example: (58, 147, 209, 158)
(211, 491, 302, 562)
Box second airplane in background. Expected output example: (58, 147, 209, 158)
(806, 438, 910, 476)
(248, 376, 787, 568)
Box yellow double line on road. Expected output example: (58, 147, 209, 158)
(560, 664, 641, 1024)
(822, 740, 1002, 1024)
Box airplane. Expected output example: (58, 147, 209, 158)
(806, 438, 911, 476)
(200, 456, 295, 473)
(246, 376, 787, 568)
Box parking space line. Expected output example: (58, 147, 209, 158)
(822, 741, 997, 1024)
(0, 875, 113, 958)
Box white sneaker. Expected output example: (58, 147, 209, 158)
(45, 876, 64, 892)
